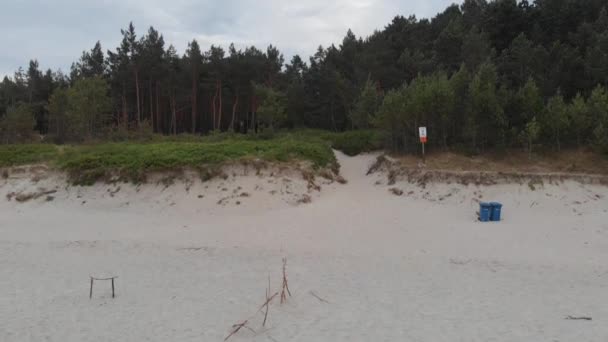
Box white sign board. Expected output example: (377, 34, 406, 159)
(419, 127, 427, 138)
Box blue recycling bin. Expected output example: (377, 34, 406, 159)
(479, 202, 492, 222)
(490, 202, 503, 222)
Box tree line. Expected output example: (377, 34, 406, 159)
(1, 0, 608, 153)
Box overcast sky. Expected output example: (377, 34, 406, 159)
(0, 0, 460, 78)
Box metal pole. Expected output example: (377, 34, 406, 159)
(90, 277, 93, 299)
(422, 142, 425, 163)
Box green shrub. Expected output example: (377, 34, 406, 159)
(329, 130, 384, 156)
(0, 130, 369, 184)
(288, 129, 383, 156)
(54, 138, 336, 184)
(0, 144, 58, 167)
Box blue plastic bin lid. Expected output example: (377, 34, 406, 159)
(489, 202, 503, 208)
(480, 202, 492, 207)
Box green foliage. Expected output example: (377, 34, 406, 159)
(56, 138, 335, 184)
(48, 76, 111, 142)
(449, 64, 471, 142)
(462, 27, 492, 71)
(542, 93, 569, 151)
(254, 84, 287, 130)
(468, 61, 506, 149)
(435, 18, 465, 73)
(0, 144, 58, 167)
(350, 78, 381, 129)
(497, 33, 544, 89)
(66, 77, 112, 140)
(517, 78, 543, 122)
(519, 117, 540, 158)
(0, 104, 36, 143)
(587, 86, 608, 153)
(374, 85, 412, 151)
(329, 130, 383, 156)
(374, 72, 458, 152)
(568, 93, 591, 146)
(0, 134, 338, 184)
(412, 72, 455, 148)
(46, 87, 70, 142)
(292, 129, 383, 156)
(593, 123, 608, 154)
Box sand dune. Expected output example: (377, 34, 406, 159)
(1, 151, 608, 341)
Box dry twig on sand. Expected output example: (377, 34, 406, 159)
(224, 320, 255, 341)
(257, 292, 279, 314)
(309, 291, 330, 304)
(281, 257, 292, 304)
(566, 316, 592, 321)
(262, 275, 279, 327)
(226, 258, 294, 339)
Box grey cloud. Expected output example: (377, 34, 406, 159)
(0, 0, 460, 77)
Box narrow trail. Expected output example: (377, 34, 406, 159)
(333, 150, 380, 188)
(311, 150, 385, 208)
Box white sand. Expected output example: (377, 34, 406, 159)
(1, 151, 608, 342)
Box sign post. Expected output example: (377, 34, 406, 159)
(419, 127, 427, 163)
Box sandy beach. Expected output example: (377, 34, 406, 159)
(2, 151, 608, 342)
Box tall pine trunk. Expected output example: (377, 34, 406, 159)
(442, 122, 448, 151)
(230, 92, 239, 131)
(156, 81, 161, 134)
(191, 69, 198, 134)
(212, 81, 218, 131)
(217, 80, 223, 131)
(330, 100, 337, 132)
(170, 94, 177, 135)
(121, 83, 128, 127)
(149, 79, 154, 130)
(135, 68, 141, 125)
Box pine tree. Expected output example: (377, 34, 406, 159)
(543, 92, 569, 151)
(568, 93, 590, 147)
(0, 104, 35, 143)
(185, 40, 201, 133)
(254, 84, 286, 131)
(47, 87, 69, 142)
(587, 86, 608, 153)
(449, 64, 470, 143)
(462, 26, 492, 71)
(434, 18, 465, 73)
(350, 78, 380, 129)
(468, 61, 505, 150)
(65, 77, 112, 140)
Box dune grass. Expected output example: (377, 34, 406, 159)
(0, 133, 340, 184)
(57, 138, 336, 184)
(285, 129, 383, 156)
(0, 144, 60, 167)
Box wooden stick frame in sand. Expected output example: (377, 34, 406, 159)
(90, 276, 118, 299)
